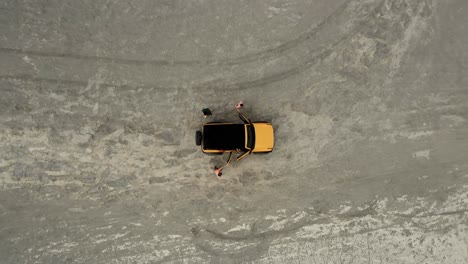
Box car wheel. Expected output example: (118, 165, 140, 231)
(195, 131, 202, 146)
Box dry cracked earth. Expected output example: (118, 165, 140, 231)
(1, 0, 468, 263)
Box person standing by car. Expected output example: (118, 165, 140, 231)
(236, 101, 243, 110)
(214, 166, 223, 178)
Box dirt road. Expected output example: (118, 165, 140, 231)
(1, 0, 467, 263)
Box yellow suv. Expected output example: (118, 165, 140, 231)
(196, 111, 274, 161)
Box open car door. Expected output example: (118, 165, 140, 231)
(238, 112, 251, 124)
(236, 150, 251, 161)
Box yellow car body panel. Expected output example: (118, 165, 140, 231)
(203, 149, 224, 153)
(252, 123, 274, 152)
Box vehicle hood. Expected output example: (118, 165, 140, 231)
(253, 123, 274, 152)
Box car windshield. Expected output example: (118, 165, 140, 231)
(246, 124, 255, 149)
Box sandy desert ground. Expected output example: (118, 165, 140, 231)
(1, 0, 467, 263)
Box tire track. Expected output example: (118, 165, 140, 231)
(0, 29, 351, 93)
(0, 0, 401, 92)
(233, 28, 355, 90)
(0, 0, 352, 67)
(203, 218, 323, 241)
(233, 0, 432, 90)
(0, 8, 368, 93)
(0, 73, 172, 92)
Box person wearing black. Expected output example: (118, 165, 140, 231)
(201, 108, 212, 118)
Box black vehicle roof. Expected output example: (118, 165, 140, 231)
(203, 124, 245, 150)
